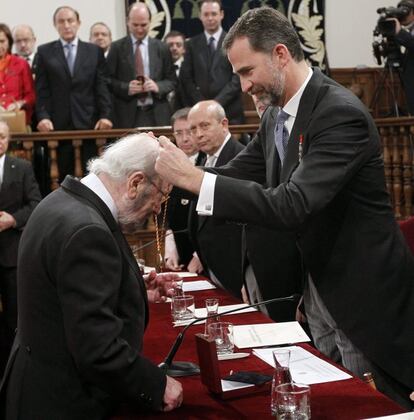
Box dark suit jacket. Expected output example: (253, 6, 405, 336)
(167, 151, 205, 266)
(0, 155, 41, 268)
(107, 36, 177, 128)
(1, 176, 166, 419)
(35, 40, 112, 129)
(395, 29, 414, 115)
(189, 137, 245, 298)
(180, 31, 244, 124)
(210, 68, 414, 391)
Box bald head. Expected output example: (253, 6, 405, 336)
(127, 2, 151, 41)
(188, 100, 229, 155)
(12, 24, 36, 57)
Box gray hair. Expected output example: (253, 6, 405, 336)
(223, 7, 304, 62)
(87, 133, 159, 181)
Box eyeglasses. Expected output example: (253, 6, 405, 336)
(173, 129, 192, 138)
(148, 179, 170, 203)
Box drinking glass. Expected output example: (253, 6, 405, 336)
(204, 298, 219, 336)
(273, 383, 310, 419)
(207, 322, 234, 355)
(171, 295, 195, 321)
(271, 349, 293, 415)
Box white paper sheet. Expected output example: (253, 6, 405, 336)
(253, 345, 352, 384)
(175, 272, 199, 278)
(233, 322, 311, 349)
(195, 304, 257, 318)
(221, 379, 254, 392)
(182, 280, 216, 292)
(364, 414, 414, 420)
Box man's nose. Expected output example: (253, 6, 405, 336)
(240, 78, 252, 93)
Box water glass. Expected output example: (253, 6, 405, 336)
(204, 298, 219, 336)
(271, 349, 292, 415)
(273, 383, 310, 419)
(208, 322, 234, 355)
(171, 295, 195, 321)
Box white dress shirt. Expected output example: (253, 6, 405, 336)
(204, 27, 223, 50)
(60, 37, 79, 61)
(196, 68, 313, 216)
(0, 154, 5, 188)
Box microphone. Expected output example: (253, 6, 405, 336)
(158, 293, 301, 377)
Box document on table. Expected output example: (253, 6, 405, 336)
(175, 272, 198, 278)
(364, 414, 414, 420)
(221, 379, 254, 392)
(195, 304, 257, 318)
(253, 345, 352, 384)
(233, 322, 311, 348)
(182, 280, 216, 292)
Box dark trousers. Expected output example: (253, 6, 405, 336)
(0, 266, 17, 374)
(134, 106, 156, 128)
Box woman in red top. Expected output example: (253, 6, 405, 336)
(0, 23, 35, 124)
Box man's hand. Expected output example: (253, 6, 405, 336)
(143, 77, 159, 93)
(94, 118, 113, 130)
(410, 391, 414, 401)
(187, 254, 203, 274)
(6, 101, 24, 111)
(0, 211, 16, 232)
(164, 254, 183, 272)
(128, 79, 145, 96)
(37, 119, 54, 132)
(145, 271, 179, 302)
(156, 136, 204, 193)
(162, 376, 183, 411)
(241, 285, 249, 305)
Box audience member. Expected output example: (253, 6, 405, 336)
(187, 100, 244, 297)
(0, 23, 35, 125)
(180, 0, 244, 124)
(12, 24, 37, 69)
(1, 133, 183, 418)
(107, 2, 176, 128)
(0, 120, 41, 373)
(164, 107, 205, 273)
(165, 31, 187, 112)
(89, 22, 112, 58)
(35, 6, 113, 182)
(155, 7, 414, 410)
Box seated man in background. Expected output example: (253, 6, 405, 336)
(164, 108, 205, 273)
(1, 133, 183, 419)
(187, 100, 244, 297)
(0, 121, 41, 374)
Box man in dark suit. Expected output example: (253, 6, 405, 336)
(0, 121, 41, 373)
(164, 107, 205, 272)
(156, 8, 414, 409)
(35, 6, 113, 181)
(180, 0, 244, 124)
(1, 133, 183, 419)
(187, 100, 244, 297)
(107, 2, 176, 128)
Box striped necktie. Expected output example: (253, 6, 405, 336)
(274, 109, 290, 164)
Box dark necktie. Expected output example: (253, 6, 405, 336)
(135, 40, 144, 78)
(208, 36, 216, 66)
(65, 43, 75, 76)
(274, 109, 290, 164)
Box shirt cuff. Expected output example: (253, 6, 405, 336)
(196, 172, 217, 216)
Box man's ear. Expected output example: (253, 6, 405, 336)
(127, 171, 145, 199)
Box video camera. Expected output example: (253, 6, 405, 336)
(372, 1, 414, 65)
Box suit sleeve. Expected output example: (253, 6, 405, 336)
(214, 72, 242, 108)
(153, 43, 177, 99)
(180, 42, 204, 104)
(395, 29, 414, 53)
(57, 225, 166, 410)
(93, 47, 113, 121)
(12, 161, 41, 229)
(34, 49, 52, 121)
(213, 104, 376, 230)
(107, 45, 131, 100)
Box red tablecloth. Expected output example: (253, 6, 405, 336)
(115, 278, 407, 419)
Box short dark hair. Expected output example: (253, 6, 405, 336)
(0, 23, 13, 53)
(53, 6, 80, 24)
(200, 0, 222, 10)
(165, 30, 185, 42)
(171, 107, 191, 126)
(223, 7, 304, 62)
